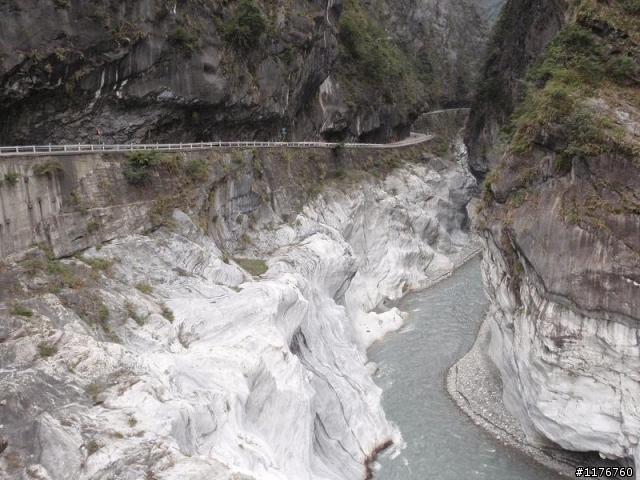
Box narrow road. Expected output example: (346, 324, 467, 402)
(0, 133, 433, 156)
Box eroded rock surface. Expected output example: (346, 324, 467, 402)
(0, 151, 476, 479)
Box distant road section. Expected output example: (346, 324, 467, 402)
(0, 133, 433, 157)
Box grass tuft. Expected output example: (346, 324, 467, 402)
(11, 305, 33, 317)
(135, 282, 153, 294)
(37, 342, 58, 358)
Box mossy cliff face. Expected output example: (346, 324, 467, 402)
(465, 0, 569, 178)
(0, 0, 487, 145)
(468, 0, 640, 466)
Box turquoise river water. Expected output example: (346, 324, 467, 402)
(368, 256, 562, 480)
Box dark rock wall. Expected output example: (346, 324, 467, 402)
(0, 0, 341, 144)
(0, 0, 487, 145)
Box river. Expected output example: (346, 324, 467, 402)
(368, 256, 562, 479)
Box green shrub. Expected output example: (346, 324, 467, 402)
(513, 259, 524, 274)
(86, 220, 100, 233)
(185, 158, 208, 181)
(37, 342, 58, 358)
(91, 8, 105, 22)
(11, 305, 33, 317)
(168, 25, 198, 53)
(80, 256, 116, 274)
(99, 304, 109, 322)
(33, 159, 64, 178)
(231, 151, 244, 165)
(621, 0, 640, 14)
(554, 153, 573, 175)
(86, 381, 104, 403)
(223, 0, 267, 50)
(123, 151, 158, 185)
(86, 439, 100, 455)
(4, 172, 21, 186)
(338, 0, 408, 85)
(606, 55, 637, 83)
(135, 282, 153, 294)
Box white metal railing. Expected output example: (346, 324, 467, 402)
(0, 134, 432, 156)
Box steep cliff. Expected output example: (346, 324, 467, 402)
(467, 0, 640, 467)
(0, 0, 487, 145)
(0, 143, 478, 479)
(465, 0, 568, 177)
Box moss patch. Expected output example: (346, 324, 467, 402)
(232, 257, 268, 276)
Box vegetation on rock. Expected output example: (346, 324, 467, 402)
(473, 0, 640, 229)
(11, 304, 33, 317)
(123, 151, 159, 185)
(3, 172, 21, 186)
(33, 159, 64, 178)
(505, 22, 637, 164)
(168, 25, 198, 53)
(232, 257, 268, 276)
(222, 0, 267, 50)
(37, 342, 58, 358)
(336, 0, 424, 112)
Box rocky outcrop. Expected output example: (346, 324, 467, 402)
(0, 143, 477, 479)
(0, 0, 487, 145)
(467, 0, 640, 469)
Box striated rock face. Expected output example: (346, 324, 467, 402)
(0, 0, 342, 144)
(0, 0, 486, 145)
(221, 157, 478, 348)
(467, 0, 640, 469)
(482, 222, 640, 463)
(0, 147, 476, 479)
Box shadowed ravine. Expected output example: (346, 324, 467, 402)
(368, 256, 562, 479)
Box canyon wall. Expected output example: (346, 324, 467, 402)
(0, 0, 486, 145)
(467, 0, 640, 467)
